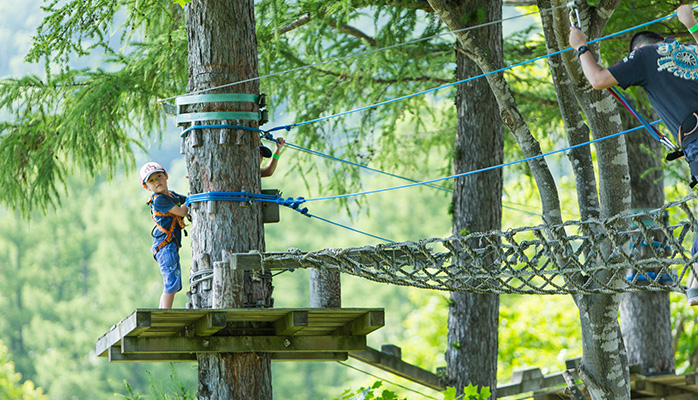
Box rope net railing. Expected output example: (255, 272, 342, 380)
(262, 196, 698, 295)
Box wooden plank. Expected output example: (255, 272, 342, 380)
(271, 352, 348, 361)
(332, 311, 384, 336)
(274, 311, 308, 335)
(96, 310, 152, 357)
(192, 312, 227, 336)
(109, 346, 196, 363)
(107, 347, 346, 363)
(349, 347, 445, 391)
(121, 335, 366, 354)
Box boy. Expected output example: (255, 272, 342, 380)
(139, 162, 188, 309)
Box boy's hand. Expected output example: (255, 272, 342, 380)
(678, 5, 697, 28)
(274, 137, 286, 153)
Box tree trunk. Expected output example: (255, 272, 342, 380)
(620, 104, 674, 375)
(546, 1, 631, 398)
(445, 1, 503, 397)
(184, 0, 273, 398)
(309, 269, 341, 308)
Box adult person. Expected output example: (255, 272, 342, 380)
(569, 5, 698, 304)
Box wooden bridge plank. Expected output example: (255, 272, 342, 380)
(96, 310, 151, 356)
(274, 311, 308, 335)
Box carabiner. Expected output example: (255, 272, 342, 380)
(567, 0, 581, 29)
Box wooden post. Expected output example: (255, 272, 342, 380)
(309, 268, 341, 308)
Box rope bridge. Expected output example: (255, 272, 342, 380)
(259, 196, 698, 295)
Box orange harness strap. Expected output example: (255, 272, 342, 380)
(149, 192, 187, 252)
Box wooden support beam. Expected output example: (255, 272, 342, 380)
(274, 311, 308, 335)
(109, 347, 196, 363)
(271, 352, 348, 361)
(108, 346, 347, 362)
(349, 346, 445, 391)
(497, 367, 578, 398)
(191, 312, 227, 336)
(96, 310, 151, 356)
(332, 311, 384, 336)
(121, 335, 366, 354)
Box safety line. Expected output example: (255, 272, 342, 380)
(300, 121, 660, 203)
(266, 10, 679, 132)
(279, 140, 543, 217)
(158, 4, 570, 102)
(303, 212, 394, 243)
(337, 361, 439, 400)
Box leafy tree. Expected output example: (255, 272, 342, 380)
(0, 340, 46, 400)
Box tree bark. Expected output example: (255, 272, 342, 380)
(444, 1, 503, 397)
(426, 0, 562, 225)
(620, 103, 674, 376)
(309, 269, 341, 308)
(185, 0, 273, 398)
(547, 1, 632, 398)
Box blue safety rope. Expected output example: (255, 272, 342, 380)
(185, 191, 392, 242)
(261, 12, 679, 133)
(299, 121, 661, 203)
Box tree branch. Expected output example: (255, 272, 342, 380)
(328, 21, 378, 47)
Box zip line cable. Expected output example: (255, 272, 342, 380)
(158, 3, 570, 102)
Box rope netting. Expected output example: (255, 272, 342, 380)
(262, 196, 698, 295)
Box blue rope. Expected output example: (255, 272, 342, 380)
(262, 12, 678, 132)
(185, 191, 392, 242)
(301, 121, 661, 203)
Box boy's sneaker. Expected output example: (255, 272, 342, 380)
(688, 288, 698, 306)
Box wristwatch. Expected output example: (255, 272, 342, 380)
(577, 45, 590, 57)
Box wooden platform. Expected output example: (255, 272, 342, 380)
(96, 308, 383, 362)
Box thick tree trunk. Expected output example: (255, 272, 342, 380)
(444, 1, 503, 397)
(620, 105, 674, 375)
(184, 0, 273, 399)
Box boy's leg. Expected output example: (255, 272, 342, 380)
(155, 243, 183, 309)
(160, 292, 176, 309)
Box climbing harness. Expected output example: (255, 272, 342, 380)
(149, 192, 188, 254)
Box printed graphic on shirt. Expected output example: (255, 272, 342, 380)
(657, 41, 698, 80)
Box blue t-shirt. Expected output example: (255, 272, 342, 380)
(608, 39, 698, 139)
(150, 191, 186, 248)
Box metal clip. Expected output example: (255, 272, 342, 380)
(567, 0, 581, 29)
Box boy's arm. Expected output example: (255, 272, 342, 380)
(569, 26, 619, 90)
(167, 204, 189, 217)
(678, 5, 698, 43)
(261, 137, 285, 178)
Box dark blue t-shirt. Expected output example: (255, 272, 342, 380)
(150, 191, 186, 248)
(608, 39, 698, 138)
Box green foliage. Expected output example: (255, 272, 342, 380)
(441, 384, 490, 400)
(119, 367, 195, 400)
(0, 340, 46, 400)
(1, 0, 188, 215)
(334, 381, 404, 400)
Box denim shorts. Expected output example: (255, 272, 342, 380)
(154, 242, 182, 293)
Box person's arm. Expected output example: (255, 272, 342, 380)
(168, 204, 188, 217)
(678, 5, 698, 43)
(261, 137, 285, 178)
(569, 26, 619, 90)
